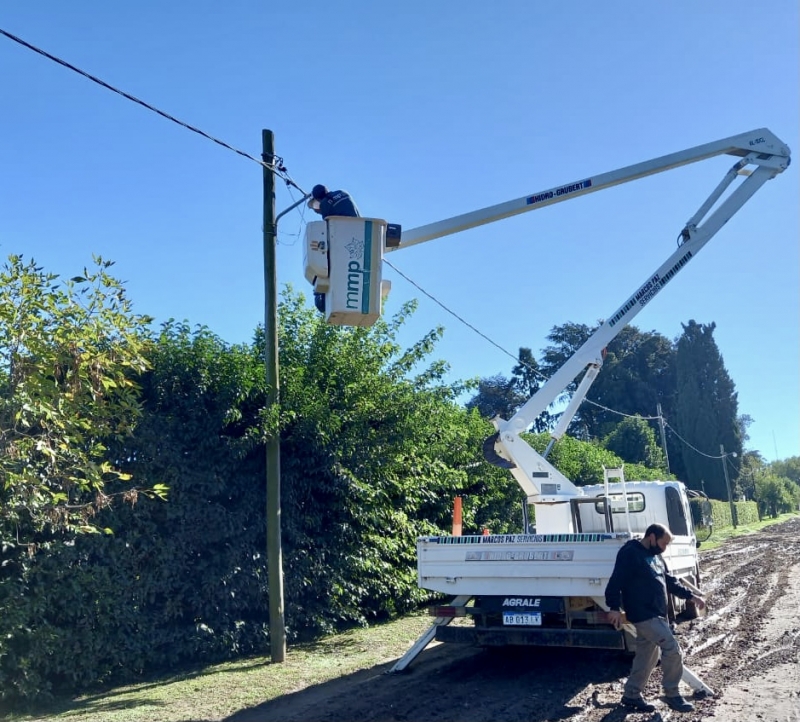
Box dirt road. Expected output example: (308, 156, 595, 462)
(231, 517, 800, 722)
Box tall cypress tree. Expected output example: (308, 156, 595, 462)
(674, 320, 742, 499)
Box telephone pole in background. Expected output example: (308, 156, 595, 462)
(720, 444, 738, 528)
(656, 403, 670, 474)
(263, 129, 286, 662)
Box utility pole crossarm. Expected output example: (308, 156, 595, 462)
(392, 128, 790, 251)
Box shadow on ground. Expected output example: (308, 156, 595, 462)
(224, 643, 630, 722)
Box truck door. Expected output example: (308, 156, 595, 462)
(665, 486, 689, 537)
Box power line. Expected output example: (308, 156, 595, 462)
(385, 259, 661, 417)
(584, 399, 659, 420)
(0, 27, 305, 193)
(664, 422, 728, 460)
(1, 28, 732, 464)
(382, 257, 549, 379)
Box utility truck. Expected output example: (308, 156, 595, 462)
(302, 129, 791, 687)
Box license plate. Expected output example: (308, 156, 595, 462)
(503, 611, 542, 626)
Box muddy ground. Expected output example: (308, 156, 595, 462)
(231, 517, 800, 722)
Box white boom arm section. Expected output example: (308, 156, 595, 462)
(394, 129, 790, 511)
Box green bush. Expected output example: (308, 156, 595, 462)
(0, 297, 523, 704)
(709, 499, 734, 529)
(692, 498, 759, 532)
(734, 500, 760, 525)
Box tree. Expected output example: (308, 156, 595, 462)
(466, 373, 524, 420)
(754, 474, 800, 518)
(276, 293, 507, 633)
(738, 450, 767, 500)
(770, 456, 800, 485)
(511, 347, 551, 432)
(539, 322, 676, 442)
(674, 320, 742, 498)
(466, 348, 551, 432)
(0, 255, 161, 701)
(0, 255, 159, 547)
(603, 415, 667, 470)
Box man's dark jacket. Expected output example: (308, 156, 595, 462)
(604, 539, 693, 623)
(319, 190, 359, 219)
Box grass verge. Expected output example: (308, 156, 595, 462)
(697, 512, 797, 551)
(0, 613, 433, 722)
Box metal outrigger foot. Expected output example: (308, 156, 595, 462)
(621, 623, 715, 697)
(389, 595, 471, 673)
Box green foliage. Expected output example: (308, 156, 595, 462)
(0, 321, 267, 702)
(674, 320, 742, 499)
(466, 348, 550, 432)
(275, 292, 498, 635)
(769, 456, 800, 485)
(703, 499, 759, 529)
(754, 474, 800, 518)
(602, 415, 666, 470)
(737, 450, 766, 500)
(0, 256, 161, 702)
(0, 255, 154, 543)
(530, 434, 619, 484)
(540, 324, 676, 442)
(734, 500, 760, 525)
(466, 373, 524, 420)
(708, 498, 734, 528)
(526, 433, 669, 486)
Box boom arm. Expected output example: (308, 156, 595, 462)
(391, 128, 789, 251)
(393, 129, 790, 504)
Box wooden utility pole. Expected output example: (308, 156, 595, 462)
(656, 403, 670, 474)
(263, 129, 286, 662)
(720, 444, 737, 529)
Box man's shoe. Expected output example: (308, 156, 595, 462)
(620, 696, 656, 712)
(665, 695, 695, 712)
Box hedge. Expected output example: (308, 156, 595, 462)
(690, 497, 759, 530)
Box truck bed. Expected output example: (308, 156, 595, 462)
(417, 532, 632, 597)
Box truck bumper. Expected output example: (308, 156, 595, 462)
(435, 625, 626, 649)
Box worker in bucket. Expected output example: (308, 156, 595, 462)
(308, 184, 360, 313)
(605, 523, 706, 713)
(309, 184, 360, 219)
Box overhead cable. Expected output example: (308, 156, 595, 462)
(0, 27, 304, 193)
(2, 26, 727, 463)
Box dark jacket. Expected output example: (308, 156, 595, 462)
(318, 190, 360, 219)
(604, 539, 693, 623)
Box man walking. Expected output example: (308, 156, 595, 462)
(605, 523, 706, 713)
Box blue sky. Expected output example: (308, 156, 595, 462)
(1, 1, 798, 464)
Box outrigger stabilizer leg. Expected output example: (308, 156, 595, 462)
(389, 595, 471, 673)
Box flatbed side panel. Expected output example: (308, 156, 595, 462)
(417, 536, 625, 596)
(417, 535, 697, 595)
